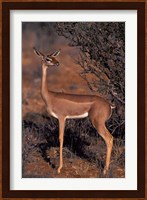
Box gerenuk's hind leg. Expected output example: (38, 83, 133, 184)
(103, 126, 113, 175)
(91, 119, 113, 175)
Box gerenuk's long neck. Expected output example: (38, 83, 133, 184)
(41, 64, 50, 103)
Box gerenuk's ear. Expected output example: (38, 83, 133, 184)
(50, 49, 61, 57)
(33, 47, 44, 58)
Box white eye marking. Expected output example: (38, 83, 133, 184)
(46, 58, 52, 62)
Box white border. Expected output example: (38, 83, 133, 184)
(10, 10, 137, 190)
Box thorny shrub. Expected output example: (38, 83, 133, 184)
(56, 22, 125, 136)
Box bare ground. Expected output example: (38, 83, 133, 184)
(22, 111, 125, 178)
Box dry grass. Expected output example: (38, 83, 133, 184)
(22, 112, 125, 178)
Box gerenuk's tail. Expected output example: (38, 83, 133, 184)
(110, 104, 116, 109)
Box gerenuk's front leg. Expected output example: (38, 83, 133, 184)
(57, 118, 65, 174)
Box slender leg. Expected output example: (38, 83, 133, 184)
(92, 120, 113, 175)
(103, 127, 113, 175)
(57, 118, 65, 174)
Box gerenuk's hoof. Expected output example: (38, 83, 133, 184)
(103, 167, 108, 176)
(57, 166, 62, 174)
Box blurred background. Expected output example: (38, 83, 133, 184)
(22, 22, 125, 178)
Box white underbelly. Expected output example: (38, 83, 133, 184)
(66, 112, 88, 119)
(50, 111, 88, 119)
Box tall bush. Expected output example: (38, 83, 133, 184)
(56, 22, 125, 136)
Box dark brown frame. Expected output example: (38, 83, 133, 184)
(2, 1, 145, 198)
